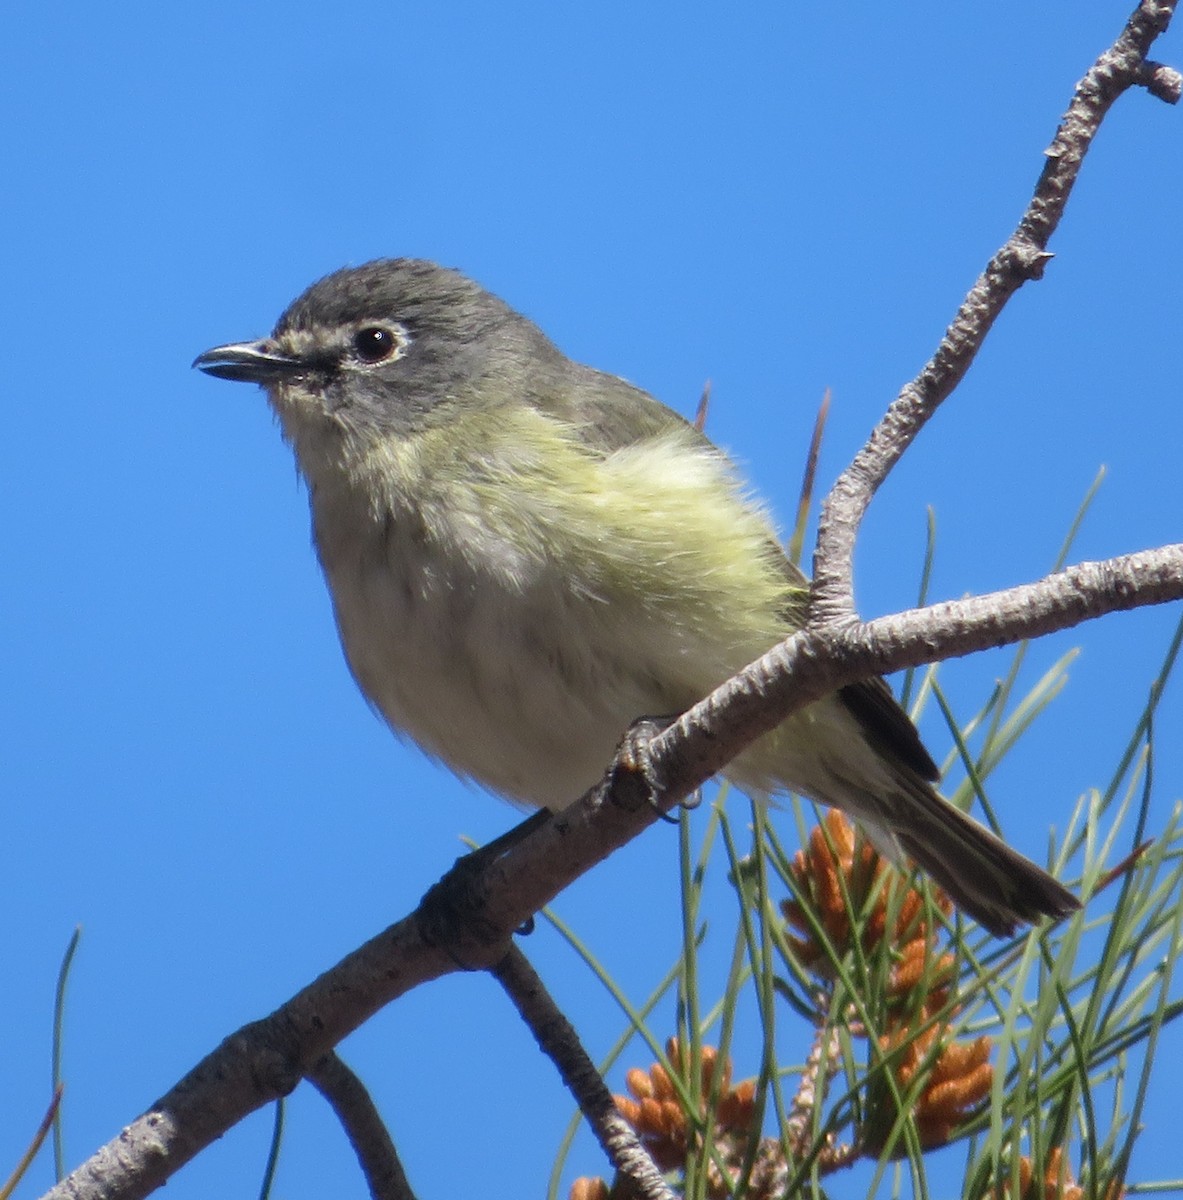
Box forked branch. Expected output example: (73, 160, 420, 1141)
(811, 0, 1180, 627)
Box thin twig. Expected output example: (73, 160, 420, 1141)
(307, 1053, 415, 1200)
(785, 1026, 843, 1160)
(812, 0, 1179, 626)
(491, 947, 676, 1200)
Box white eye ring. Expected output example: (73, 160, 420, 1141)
(351, 323, 409, 365)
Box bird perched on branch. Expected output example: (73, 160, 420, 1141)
(194, 258, 1078, 936)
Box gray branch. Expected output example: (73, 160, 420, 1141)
(306, 1053, 415, 1200)
(642, 547, 1183, 810)
(40, 542, 1182, 1200)
(34, 559, 1183, 1200)
(811, 0, 1179, 627)
(491, 948, 676, 1200)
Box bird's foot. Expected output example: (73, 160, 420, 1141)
(605, 714, 696, 823)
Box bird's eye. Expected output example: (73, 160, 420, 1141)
(353, 326, 401, 364)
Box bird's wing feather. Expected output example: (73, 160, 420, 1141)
(836, 677, 940, 782)
(552, 363, 941, 784)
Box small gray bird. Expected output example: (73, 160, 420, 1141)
(194, 258, 1078, 936)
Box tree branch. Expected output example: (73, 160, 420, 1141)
(306, 1053, 415, 1200)
(43, 542, 1180, 1200)
(491, 948, 676, 1200)
(811, 0, 1179, 627)
(643, 546, 1183, 811)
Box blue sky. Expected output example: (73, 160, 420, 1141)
(3, 4, 1181, 1198)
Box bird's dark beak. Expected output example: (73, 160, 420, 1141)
(192, 340, 304, 384)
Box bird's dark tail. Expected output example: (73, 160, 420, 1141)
(883, 779, 1080, 937)
(827, 680, 1079, 937)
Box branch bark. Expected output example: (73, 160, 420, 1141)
(492, 949, 676, 1200)
(307, 1053, 415, 1200)
(811, 0, 1180, 627)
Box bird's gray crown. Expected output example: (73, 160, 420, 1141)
(276, 258, 517, 343)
